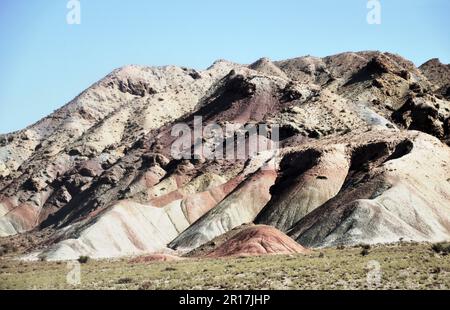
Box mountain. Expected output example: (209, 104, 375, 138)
(0, 51, 449, 261)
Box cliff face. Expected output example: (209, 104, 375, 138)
(1, 52, 450, 260)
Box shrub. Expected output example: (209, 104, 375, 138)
(117, 277, 133, 284)
(361, 248, 370, 256)
(164, 267, 177, 271)
(78, 256, 90, 264)
(431, 242, 450, 255)
(432, 243, 443, 253)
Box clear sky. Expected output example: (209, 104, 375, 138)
(0, 0, 449, 134)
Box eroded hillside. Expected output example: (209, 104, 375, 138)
(0, 51, 449, 261)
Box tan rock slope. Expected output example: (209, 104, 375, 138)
(0, 51, 449, 261)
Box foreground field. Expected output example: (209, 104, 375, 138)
(1, 243, 449, 290)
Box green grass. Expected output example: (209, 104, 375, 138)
(1, 243, 449, 290)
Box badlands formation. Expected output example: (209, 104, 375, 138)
(0, 51, 450, 261)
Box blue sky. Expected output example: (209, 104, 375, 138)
(0, 0, 449, 134)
